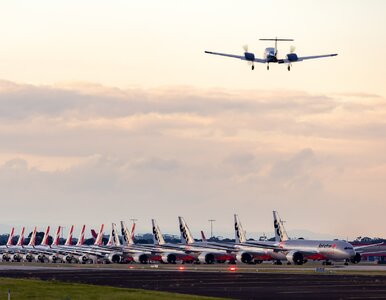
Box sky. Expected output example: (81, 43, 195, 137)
(0, 1, 385, 239)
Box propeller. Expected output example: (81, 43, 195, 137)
(242, 44, 249, 52)
(290, 45, 296, 53)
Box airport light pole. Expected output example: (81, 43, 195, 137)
(208, 219, 216, 238)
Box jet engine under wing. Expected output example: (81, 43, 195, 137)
(204, 51, 266, 63)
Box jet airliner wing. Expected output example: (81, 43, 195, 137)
(204, 51, 266, 63)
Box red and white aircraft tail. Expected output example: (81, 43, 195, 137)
(201, 230, 207, 242)
(28, 226, 37, 247)
(94, 224, 104, 246)
(64, 225, 74, 246)
(6, 227, 15, 247)
(40, 226, 51, 246)
(76, 225, 86, 246)
(16, 227, 25, 247)
(52, 226, 61, 246)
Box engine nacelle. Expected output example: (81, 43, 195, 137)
(132, 253, 149, 264)
(78, 255, 90, 264)
(49, 254, 62, 263)
(286, 53, 298, 62)
(244, 52, 255, 61)
(63, 254, 74, 263)
(197, 252, 215, 264)
(160, 253, 177, 264)
(350, 253, 361, 264)
(35, 253, 46, 262)
(2, 253, 11, 261)
(11, 253, 22, 262)
(23, 253, 34, 262)
(107, 252, 122, 264)
(286, 251, 304, 265)
(236, 251, 253, 264)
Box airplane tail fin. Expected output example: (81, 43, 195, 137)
(273, 211, 289, 242)
(112, 223, 121, 246)
(64, 225, 74, 246)
(234, 214, 247, 243)
(120, 221, 134, 246)
(178, 216, 195, 244)
(131, 222, 136, 242)
(106, 224, 114, 246)
(16, 227, 25, 246)
(6, 227, 15, 247)
(151, 219, 165, 245)
(201, 230, 207, 242)
(40, 226, 50, 246)
(94, 224, 104, 246)
(107, 223, 120, 246)
(91, 229, 98, 239)
(76, 225, 86, 246)
(28, 226, 37, 247)
(52, 226, 61, 246)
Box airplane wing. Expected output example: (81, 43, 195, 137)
(204, 51, 266, 63)
(294, 53, 338, 62)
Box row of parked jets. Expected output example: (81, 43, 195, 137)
(0, 211, 376, 265)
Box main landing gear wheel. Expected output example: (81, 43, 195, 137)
(252, 65, 254, 70)
(287, 65, 291, 71)
(267, 65, 269, 70)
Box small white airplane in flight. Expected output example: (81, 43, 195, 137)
(205, 37, 337, 71)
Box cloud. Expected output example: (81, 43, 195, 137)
(0, 81, 385, 237)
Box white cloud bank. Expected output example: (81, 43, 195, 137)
(0, 80, 385, 239)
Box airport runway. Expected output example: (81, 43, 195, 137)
(1, 265, 386, 299)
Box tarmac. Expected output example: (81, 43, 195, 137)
(0, 263, 386, 299)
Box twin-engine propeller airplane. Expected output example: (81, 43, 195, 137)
(205, 37, 337, 71)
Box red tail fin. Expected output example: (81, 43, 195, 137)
(28, 226, 37, 247)
(16, 227, 25, 246)
(64, 225, 74, 246)
(76, 225, 86, 246)
(131, 222, 136, 241)
(6, 227, 15, 247)
(91, 229, 98, 239)
(52, 226, 61, 246)
(40, 226, 50, 246)
(201, 230, 207, 242)
(94, 224, 104, 246)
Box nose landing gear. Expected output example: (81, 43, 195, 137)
(267, 64, 270, 70)
(252, 65, 254, 70)
(287, 65, 291, 71)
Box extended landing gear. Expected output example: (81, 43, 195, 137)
(287, 65, 291, 71)
(251, 65, 254, 70)
(267, 64, 270, 71)
(273, 260, 282, 265)
(322, 260, 333, 266)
